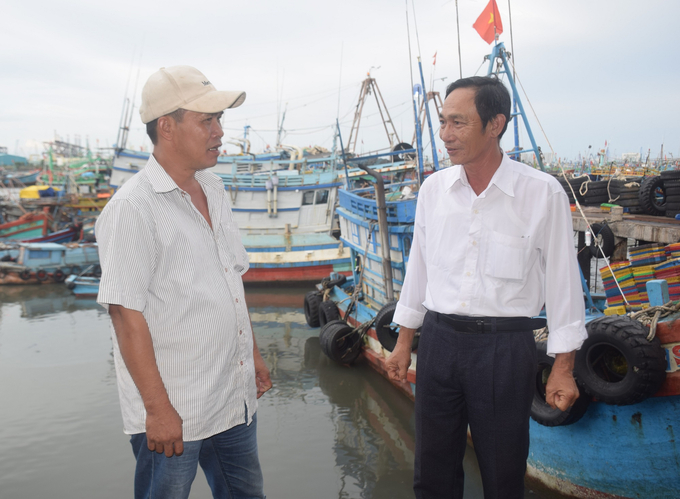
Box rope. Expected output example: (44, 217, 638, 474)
(628, 300, 680, 341)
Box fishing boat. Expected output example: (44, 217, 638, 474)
(0, 212, 49, 240)
(306, 23, 679, 499)
(1, 169, 41, 186)
(0, 242, 99, 285)
(64, 273, 100, 298)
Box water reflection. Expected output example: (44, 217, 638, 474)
(0, 283, 527, 498)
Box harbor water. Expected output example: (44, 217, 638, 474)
(1, 284, 549, 498)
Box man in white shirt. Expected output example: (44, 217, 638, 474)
(97, 66, 272, 499)
(386, 76, 587, 498)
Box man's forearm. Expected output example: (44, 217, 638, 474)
(395, 327, 417, 349)
(109, 305, 171, 412)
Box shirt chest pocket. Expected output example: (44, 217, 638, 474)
(485, 231, 532, 281)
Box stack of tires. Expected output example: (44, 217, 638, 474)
(607, 178, 643, 214)
(638, 175, 666, 216)
(660, 170, 680, 218)
(580, 180, 609, 206)
(557, 175, 587, 204)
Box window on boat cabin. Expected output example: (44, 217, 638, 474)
(302, 191, 315, 205)
(28, 250, 51, 259)
(315, 189, 329, 205)
(302, 189, 329, 206)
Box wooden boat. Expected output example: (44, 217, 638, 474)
(110, 147, 352, 283)
(64, 274, 100, 297)
(0, 242, 99, 285)
(0, 212, 49, 240)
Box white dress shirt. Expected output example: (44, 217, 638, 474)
(393, 154, 587, 356)
(96, 155, 257, 441)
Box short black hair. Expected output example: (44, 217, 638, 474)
(146, 108, 186, 145)
(445, 76, 511, 139)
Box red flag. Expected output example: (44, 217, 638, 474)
(473, 0, 503, 44)
(433, 51, 437, 65)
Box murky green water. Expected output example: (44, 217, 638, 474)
(0, 284, 545, 498)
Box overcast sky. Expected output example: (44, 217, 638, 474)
(2, 0, 678, 162)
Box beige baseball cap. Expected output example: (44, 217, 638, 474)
(139, 65, 246, 124)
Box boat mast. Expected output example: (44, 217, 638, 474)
(485, 42, 545, 171)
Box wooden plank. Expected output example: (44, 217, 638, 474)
(572, 207, 680, 244)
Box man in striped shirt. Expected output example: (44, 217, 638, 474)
(97, 66, 271, 499)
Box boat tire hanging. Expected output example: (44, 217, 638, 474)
(53, 269, 65, 283)
(638, 176, 666, 216)
(589, 223, 615, 259)
(374, 301, 420, 352)
(36, 269, 48, 281)
(530, 341, 590, 427)
(304, 291, 322, 327)
(574, 316, 666, 405)
(19, 270, 31, 280)
(318, 300, 340, 328)
(319, 320, 362, 364)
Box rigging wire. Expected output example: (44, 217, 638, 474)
(455, 0, 463, 78)
(504, 59, 629, 306)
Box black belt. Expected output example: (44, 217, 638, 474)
(430, 311, 546, 333)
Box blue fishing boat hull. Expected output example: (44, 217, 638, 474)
(527, 396, 680, 498)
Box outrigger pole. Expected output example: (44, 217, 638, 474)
(485, 42, 545, 171)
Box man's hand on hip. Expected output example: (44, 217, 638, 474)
(145, 402, 184, 457)
(386, 326, 416, 383)
(545, 351, 579, 411)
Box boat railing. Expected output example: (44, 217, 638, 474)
(338, 188, 417, 224)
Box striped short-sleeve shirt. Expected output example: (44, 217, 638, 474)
(96, 155, 257, 441)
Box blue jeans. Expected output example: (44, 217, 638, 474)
(130, 412, 265, 499)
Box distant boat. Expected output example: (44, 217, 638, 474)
(110, 147, 352, 283)
(0, 242, 99, 285)
(1, 169, 41, 186)
(0, 212, 49, 240)
(64, 274, 100, 298)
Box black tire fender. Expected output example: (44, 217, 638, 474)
(19, 269, 31, 280)
(318, 300, 340, 328)
(638, 176, 666, 216)
(374, 301, 420, 352)
(304, 291, 322, 327)
(530, 341, 590, 426)
(574, 316, 666, 405)
(319, 320, 362, 364)
(36, 269, 48, 281)
(589, 223, 615, 258)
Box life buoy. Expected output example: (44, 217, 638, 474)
(53, 269, 65, 283)
(36, 270, 48, 281)
(319, 320, 362, 364)
(19, 270, 31, 280)
(530, 341, 590, 427)
(304, 291, 322, 327)
(318, 300, 340, 327)
(575, 316, 666, 405)
(374, 301, 420, 352)
(589, 223, 615, 259)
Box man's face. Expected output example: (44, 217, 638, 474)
(172, 110, 224, 170)
(439, 87, 498, 167)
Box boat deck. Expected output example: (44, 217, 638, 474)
(572, 206, 680, 244)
